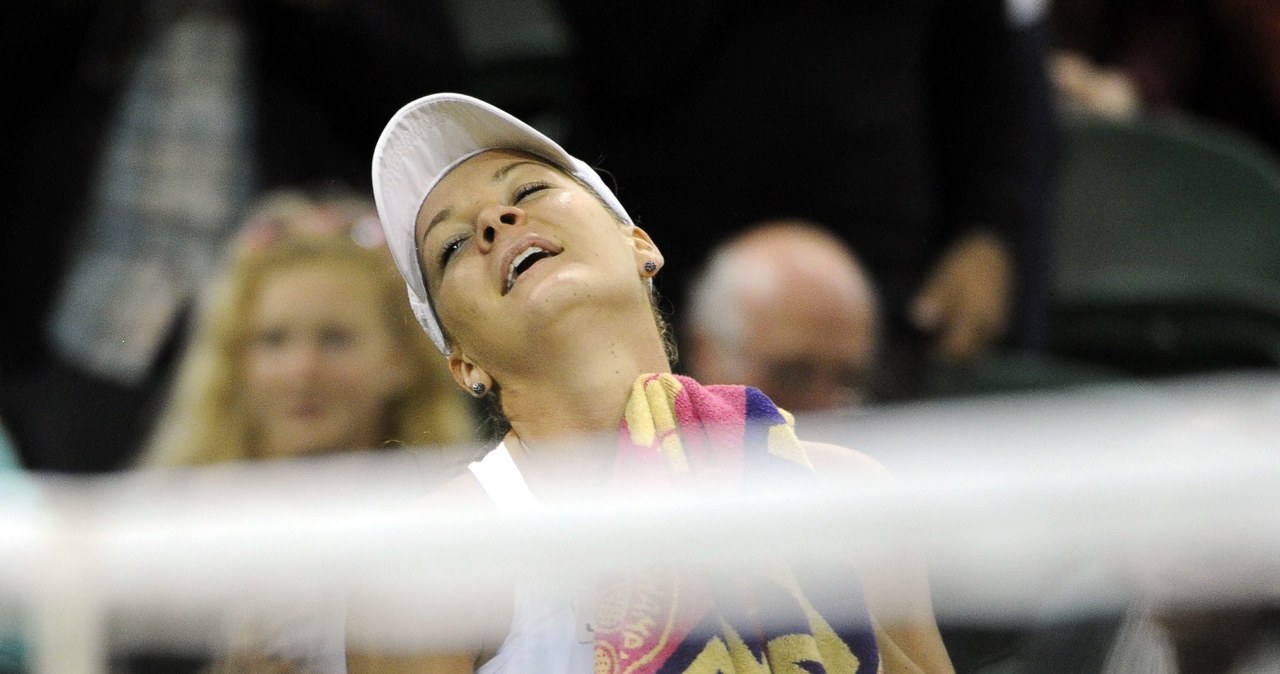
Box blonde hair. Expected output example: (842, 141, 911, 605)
(141, 190, 475, 467)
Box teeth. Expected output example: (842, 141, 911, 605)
(506, 246, 548, 292)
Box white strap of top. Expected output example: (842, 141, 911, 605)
(467, 441, 540, 512)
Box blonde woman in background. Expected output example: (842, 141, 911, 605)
(142, 189, 475, 468)
(135, 190, 477, 674)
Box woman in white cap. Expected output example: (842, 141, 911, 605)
(359, 92, 955, 674)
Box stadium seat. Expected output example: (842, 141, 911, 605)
(1048, 113, 1280, 375)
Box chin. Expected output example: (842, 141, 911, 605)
(521, 267, 637, 317)
(277, 432, 348, 458)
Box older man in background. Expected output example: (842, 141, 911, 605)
(684, 220, 880, 413)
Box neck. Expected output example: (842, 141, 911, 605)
(497, 326, 669, 499)
(469, 290, 671, 489)
(501, 329, 671, 443)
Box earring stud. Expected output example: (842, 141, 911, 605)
(644, 260, 657, 274)
(470, 382, 486, 397)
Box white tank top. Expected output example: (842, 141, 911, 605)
(468, 442, 595, 674)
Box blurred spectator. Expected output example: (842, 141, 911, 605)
(685, 220, 880, 412)
(1050, 50, 1143, 120)
(129, 191, 476, 674)
(1051, 0, 1280, 154)
(1, 0, 466, 472)
(140, 190, 476, 467)
(556, 0, 1056, 400)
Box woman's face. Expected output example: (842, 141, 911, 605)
(415, 150, 655, 370)
(242, 260, 408, 459)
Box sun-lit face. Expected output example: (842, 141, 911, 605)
(242, 261, 407, 459)
(415, 150, 653, 372)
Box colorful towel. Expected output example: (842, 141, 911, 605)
(593, 373, 879, 674)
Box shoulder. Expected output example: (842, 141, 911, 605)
(398, 441, 503, 507)
(421, 455, 494, 507)
(800, 440, 894, 488)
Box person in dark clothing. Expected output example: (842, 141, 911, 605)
(1051, 0, 1280, 156)
(555, 0, 1057, 402)
(0, 0, 466, 473)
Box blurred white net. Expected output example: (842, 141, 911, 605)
(3, 371, 1279, 673)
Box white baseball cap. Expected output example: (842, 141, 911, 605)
(371, 92, 633, 354)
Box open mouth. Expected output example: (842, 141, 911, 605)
(504, 245, 559, 294)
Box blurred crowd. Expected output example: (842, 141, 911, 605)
(2, 0, 1278, 672)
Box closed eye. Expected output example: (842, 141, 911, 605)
(252, 328, 287, 350)
(318, 326, 356, 351)
(514, 181, 550, 202)
(439, 233, 469, 266)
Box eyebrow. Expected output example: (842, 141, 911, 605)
(493, 158, 543, 182)
(418, 159, 547, 248)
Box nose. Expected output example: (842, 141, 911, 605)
(283, 342, 325, 382)
(475, 204, 525, 253)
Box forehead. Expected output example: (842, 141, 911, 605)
(416, 150, 555, 223)
(741, 290, 873, 355)
(255, 261, 382, 309)
(444, 148, 550, 185)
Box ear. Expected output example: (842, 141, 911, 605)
(448, 348, 493, 396)
(627, 225, 664, 275)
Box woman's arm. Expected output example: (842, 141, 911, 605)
(803, 440, 957, 674)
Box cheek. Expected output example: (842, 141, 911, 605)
(552, 191, 577, 210)
(239, 358, 280, 430)
(435, 279, 490, 344)
(242, 350, 284, 392)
